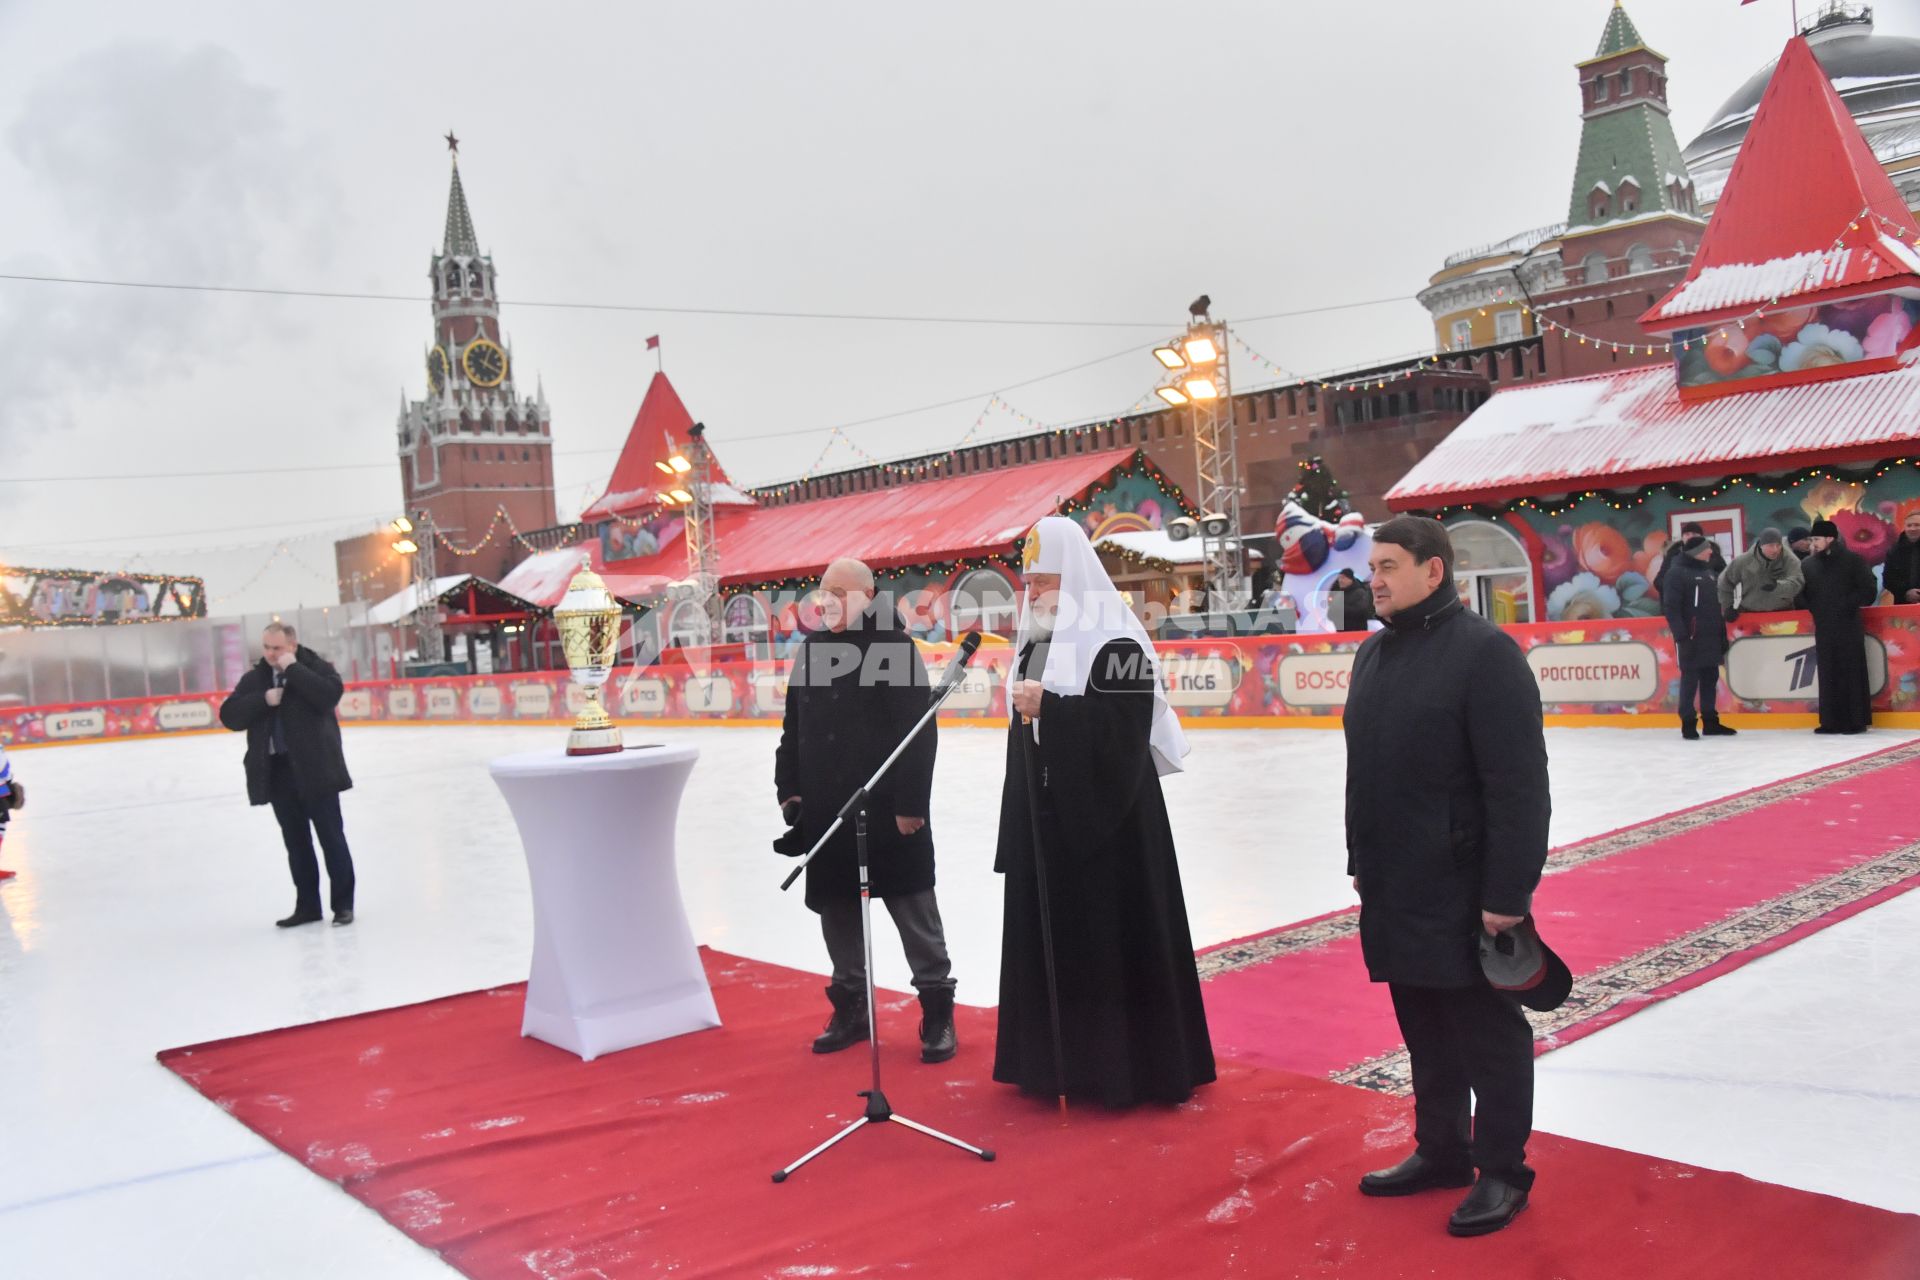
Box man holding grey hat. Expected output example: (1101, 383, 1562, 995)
(1343, 516, 1550, 1238)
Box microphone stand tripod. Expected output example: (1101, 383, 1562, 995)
(772, 637, 994, 1183)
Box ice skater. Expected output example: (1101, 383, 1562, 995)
(218, 623, 357, 927)
(1343, 516, 1551, 1237)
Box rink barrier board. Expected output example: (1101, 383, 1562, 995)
(4, 606, 1918, 749)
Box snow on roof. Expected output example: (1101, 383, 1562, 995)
(366, 575, 473, 627)
(1096, 529, 1263, 567)
(1387, 359, 1920, 508)
(1652, 237, 1920, 322)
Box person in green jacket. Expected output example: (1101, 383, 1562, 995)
(1717, 527, 1804, 618)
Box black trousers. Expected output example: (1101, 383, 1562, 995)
(1677, 665, 1721, 727)
(268, 755, 355, 913)
(1388, 981, 1535, 1187)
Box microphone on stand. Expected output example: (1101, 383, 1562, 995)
(930, 631, 982, 703)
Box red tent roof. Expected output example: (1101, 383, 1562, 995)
(579, 373, 751, 523)
(599, 447, 1147, 588)
(1385, 359, 1920, 510)
(1644, 36, 1920, 333)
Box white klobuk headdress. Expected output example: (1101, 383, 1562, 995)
(1014, 515, 1189, 776)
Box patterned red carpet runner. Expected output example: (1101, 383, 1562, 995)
(160, 950, 1920, 1278)
(1199, 739, 1920, 1091)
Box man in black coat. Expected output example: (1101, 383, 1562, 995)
(1662, 534, 1735, 740)
(775, 558, 957, 1062)
(1883, 510, 1920, 606)
(1799, 519, 1878, 734)
(217, 623, 356, 927)
(1650, 521, 1726, 599)
(1330, 567, 1375, 631)
(1343, 516, 1551, 1238)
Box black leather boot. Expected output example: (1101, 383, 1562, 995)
(1680, 721, 1699, 740)
(1447, 1173, 1530, 1236)
(918, 989, 958, 1064)
(1702, 719, 1738, 736)
(811, 985, 867, 1054)
(1358, 1151, 1475, 1197)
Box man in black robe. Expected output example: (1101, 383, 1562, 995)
(1663, 534, 1734, 740)
(775, 558, 957, 1062)
(1344, 516, 1551, 1238)
(994, 516, 1214, 1108)
(1798, 519, 1877, 735)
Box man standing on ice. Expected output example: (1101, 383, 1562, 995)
(218, 623, 356, 927)
(1799, 518, 1878, 734)
(994, 516, 1214, 1107)
(1343, 516, 1550, 1237)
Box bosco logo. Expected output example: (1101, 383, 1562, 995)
(155, 701, 216, 731)
(1277, 653, 1356, 708)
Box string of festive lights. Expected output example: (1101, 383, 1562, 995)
(0, 564, 206, 627)
(1230, 333, 1447, 392)
(1434, 457, 1920, 519)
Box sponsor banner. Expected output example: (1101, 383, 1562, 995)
(45, 708, 107, 740)
(1164, 653, 1242, 709)
(749, 670, 788, 715)
(512, 684, 553, 718)
(1526, 642, 1661, 706)
(155, 701, 217, 731)
(5, 607, 1920, 747)
(1725, 634, 1889, 703)
(927, 661, 996, 713)
(1275, 653, 1354, 708)
(684, 675, 737, 715)
(618, 677, 670, 717)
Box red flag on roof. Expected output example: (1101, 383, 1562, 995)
(645, 335, 660, 350)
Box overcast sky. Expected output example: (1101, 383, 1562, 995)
(2, 0, 1910, 612)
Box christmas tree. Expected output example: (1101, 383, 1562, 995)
(1287, 455, 1352, 521)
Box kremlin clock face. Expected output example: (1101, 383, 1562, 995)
(463, 339, 508, 388)
(426, 347, 449, 393)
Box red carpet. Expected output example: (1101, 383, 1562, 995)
(160, 950, 1920, 1278)
(1200, 741, 1920, 1089)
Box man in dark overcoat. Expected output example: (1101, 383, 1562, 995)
(218, 623, 356, 927)
(1343, 516, 1551, 1238)
(1799, 518, 1878, 734)
(1663, 533, 1734, 740)
(775, 557, 957, 1062)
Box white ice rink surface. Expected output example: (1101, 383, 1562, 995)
(2, 724, 1917, 1275)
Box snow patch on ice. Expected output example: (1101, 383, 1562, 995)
(1278, 1135, 1315, 1160)
(366, 1088, 395, 1111)
(472, 1115, 526, 1131)
(358, 1046, 385, 1066)
(257, 1093, 295, 1112)
(982, 1201, 1016, 1213)
(775, 1268, 840, 1277)
(676, 1092, 728, 1105)
(1301, 1177, 1336, 1202)
(423, 1127, 457, 1140)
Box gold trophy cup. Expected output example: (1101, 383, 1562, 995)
(554, 556, 625, 756)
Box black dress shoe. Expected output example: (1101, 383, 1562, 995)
(275, 911, 323, 928)
(1359, 1151, 1475, 1197)
(1448, 1174, 1529, 1236)
(1680, 724, 1700, 740)
(332, 910, 354, 927)
(1702, 721, 1738, 736)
